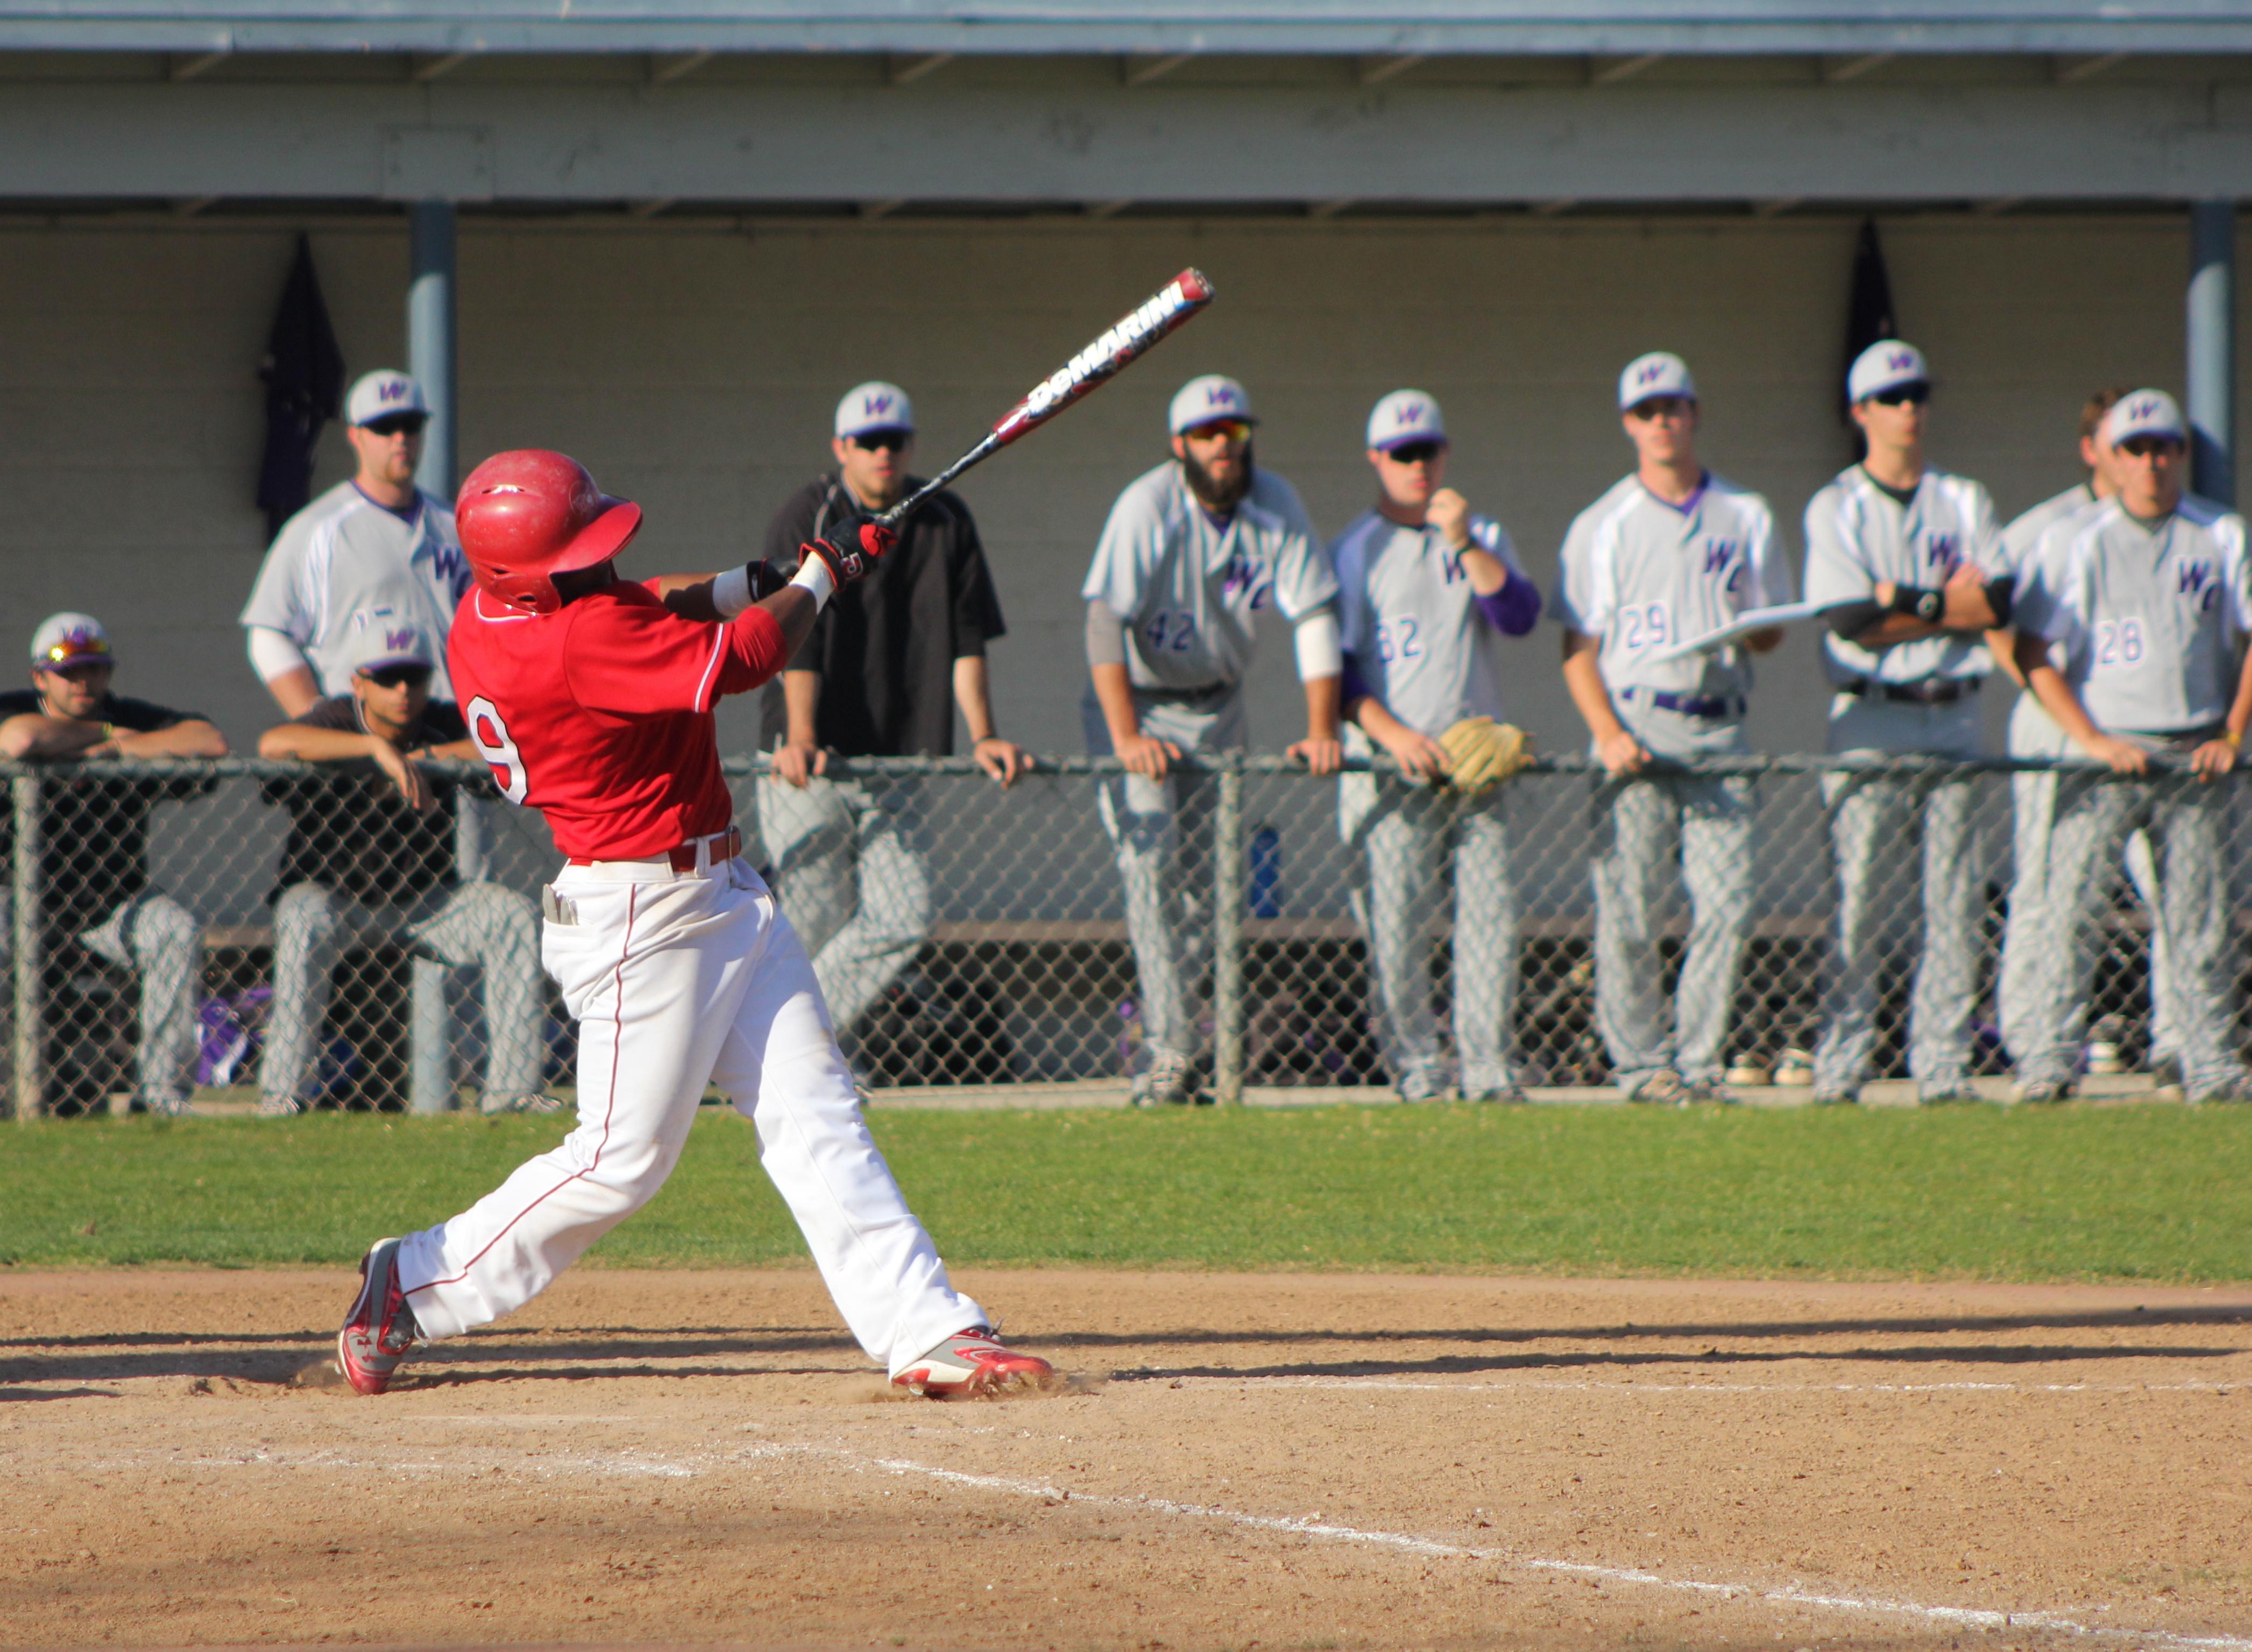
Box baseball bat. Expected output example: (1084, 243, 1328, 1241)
(873, 268, 1215, 530)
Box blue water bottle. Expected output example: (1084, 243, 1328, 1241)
(1248, 824, 1283, 918)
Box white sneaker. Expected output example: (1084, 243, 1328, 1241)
(1142, 1048, 1195, 1107)
(891, 1327, 1057, 1399)
(254, 1095, 303, 1118)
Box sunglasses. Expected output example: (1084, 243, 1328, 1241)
(2118, 435, 2185, 457)
(39, 657, 110, 679)
(851, 430, 911, 453)
(1182, 419, 1252, 444)
(1866, 383, 1930, 407)
(1382, 441, 1447, 465)
(1625, 396, 1694, 421)
(362, 413, 429, 437)
(360, 664, 432, 690)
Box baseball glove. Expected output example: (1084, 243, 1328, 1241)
(1438, 717, 1533, 796)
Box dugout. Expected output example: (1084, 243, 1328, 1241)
(4, 7, 2252, 1099)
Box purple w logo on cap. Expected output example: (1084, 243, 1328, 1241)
(1207, 385, 1240, 408)
(1394, 404, 1425, 426)
(2129, 396, 2162, 422)
(386, 628, 417, 652)
(379, 380, 408, 403)
(1888, 349, 1918, 373)
(1635, 362, 1668, 386)
(863, 393, 894, 417)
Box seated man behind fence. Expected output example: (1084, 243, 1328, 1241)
(2005, 390, 2252, 1106)
(0, 613, 226, 1115)
(255, 619, 547, 1117)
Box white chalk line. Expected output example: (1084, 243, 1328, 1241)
(38, 1433, 2252, 1649)
(1260, 1377, 2248, 1396)
(735, 1438, 2252, 1652)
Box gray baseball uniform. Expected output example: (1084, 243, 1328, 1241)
(2009, 495, 2252, 1095)
(1993, 484, 2180, 1070)
(1082, 462, 1337, 1064)
(1554, 472, 1793, 1094)
(242, 481, 472, 701)
(1333, 508, 1537, 1097)
(1803, 465, 2002, 1100)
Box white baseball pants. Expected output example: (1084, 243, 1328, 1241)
(395, 848, 982, 1378)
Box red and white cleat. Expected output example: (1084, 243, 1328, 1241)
(336, 1238, 421, 1395)
(892, 1326, 1056, 1400)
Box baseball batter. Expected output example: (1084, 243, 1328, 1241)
(1082, 375, 1342, 1106)
(2007, 391, 2252, 1105)
(1804, 340, 2008, 1107)
(336, 448, 1053, 1400)
(1333, 391, 1542, 1102)
(1555, 353, 1793, 1105)
(242, 371, 472, 714)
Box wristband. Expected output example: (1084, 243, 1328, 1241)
(791, 557, 837, 610)
(712, 564, 752, 618)
(1889, 585, 1943, 623)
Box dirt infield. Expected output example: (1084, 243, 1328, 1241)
(4, 1268, 2249, 1651)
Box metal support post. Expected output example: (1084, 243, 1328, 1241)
(1211, 754, 1245, 1106)
(408, 200, 458, 501)
(409, 956, 454, 1114)
(11, 775, 42, 1121)
(2189, 199, 2236, 506)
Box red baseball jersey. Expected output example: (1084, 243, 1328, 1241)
(448, 578, 789, 861)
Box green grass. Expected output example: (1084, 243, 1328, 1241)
(2, 1103, 2249, 1283)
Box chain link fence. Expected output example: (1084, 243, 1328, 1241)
(4, 752, 2247, 1116)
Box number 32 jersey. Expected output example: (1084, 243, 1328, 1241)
(1081, 461, 1339, 693)
(448, 579, 789, 861)
(1552, 472, 1793, 700)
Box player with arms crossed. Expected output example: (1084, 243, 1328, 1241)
(1332, 391, 1542, 1103)
(1556, 353, 1793, 1106)
(2006, 391, 2252, 1105)
(335, 449, 1053, 1399)
(1804, 341, 2008, 1108)
(1082, 375, 1343, 1105)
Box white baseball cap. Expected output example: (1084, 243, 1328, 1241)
(346, 370, 429, 428)
(1366, 389, 1447, 451)
(2101, 388, 2187, 446)
(347, 614, 435, 675)
(30, 612, 110, 669)
(1169, 374, 1257, 435)
(1617, 352, 1697, 410)
(834, 381, 915, 441)
(1847, 339, 1930, 405)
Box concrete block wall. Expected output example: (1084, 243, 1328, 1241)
(0, 212, 2240, 762)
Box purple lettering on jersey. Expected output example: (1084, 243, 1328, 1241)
(1702, 539, 1737, 575)
(1221, 554, 1273, 611)
(2179, 560, 2214, 597)
(1926, 533, 1959, 569)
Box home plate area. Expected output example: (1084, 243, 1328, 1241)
(4, 1268, 2249, 1651)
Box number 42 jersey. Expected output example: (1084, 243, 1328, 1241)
(448, 579, 789, 861)
(1551, 472, 1793, 701)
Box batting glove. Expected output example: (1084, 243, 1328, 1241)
(799, 522, 897, 587)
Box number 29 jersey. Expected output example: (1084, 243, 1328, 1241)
(447, 579, 790, 862)
(1080, 461, 1339, 693)
(1552, 472, 1792, 700)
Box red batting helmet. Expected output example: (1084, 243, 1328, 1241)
(456, 449, 643, 614)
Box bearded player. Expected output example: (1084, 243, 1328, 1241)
(334, 449, 1053, 1400)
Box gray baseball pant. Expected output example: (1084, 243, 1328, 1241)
(1083, 686, 1243, 1062)
(757, 773, 933, 1043)
(2013, 761, 2245, 1096)
(0, 889, 202, 1110)
(263, 879, 544, 1108)
(1590, 703, 1757, 1093)
(1999, 693, 2180, 1067)
(1343, 767, 1519, 1095)
(1814, 694, 1984, 1099)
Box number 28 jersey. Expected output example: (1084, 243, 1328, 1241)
(447, 579, 790, 861)
(1552, 472, 1792, 699)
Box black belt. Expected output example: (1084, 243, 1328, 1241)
(1139, 682, 1233, 707)
(1620, 687, 1744, 720)
(1842, 677, 1982, 706)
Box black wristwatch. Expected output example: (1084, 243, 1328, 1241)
(1912, 589, 1943, 623)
